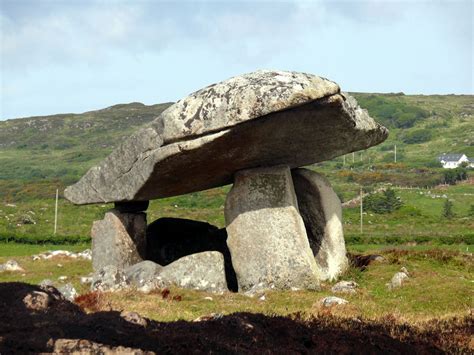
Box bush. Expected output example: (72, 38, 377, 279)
(363, 188, 403, 214)
(442, 199, 455, 219)
(402, 129, 432, 144)
(444, 168, 468, 185)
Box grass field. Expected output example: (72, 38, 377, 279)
(0, 243, 471, 323)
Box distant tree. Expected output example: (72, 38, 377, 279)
(442, 199, 455, 219)
(364, 188, 403, 214)
(444, 168, 468, 185)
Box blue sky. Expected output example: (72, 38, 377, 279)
(1, 0, 472, 119)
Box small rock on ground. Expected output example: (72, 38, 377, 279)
(321, 296, 348, 307)
(331, 281, 358, 294)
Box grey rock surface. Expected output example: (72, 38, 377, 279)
(292, 168, 348, 281)
(321, 296, 348, 307)
(57, 283, 78, 301)
(23, 291, 52, 311)
(91, 265, 128, 292)
(225, 166, 321, 291)
(124, 260, 163, 288)
(331, 280, 359, 294)
(157, 251, 228, 293)
(91, 210, 146, 272)
(65, 70, 388, 204)
(0, 259, 24, 272)
(387, 268, 410, 290)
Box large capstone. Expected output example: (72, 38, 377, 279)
(292, 168, 348, 281)
(64, 70, 388, 204)
(91, 210, 146, 272)
(225, 166, 321, 291)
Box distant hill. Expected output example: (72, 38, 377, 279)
(0, 94, 472, 200)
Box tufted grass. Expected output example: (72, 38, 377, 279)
(0, 245, 472, 323)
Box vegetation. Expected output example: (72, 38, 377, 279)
(363, 188, 402, 214)
(442, 200, 455, 219)
(0, 245, 472, 322)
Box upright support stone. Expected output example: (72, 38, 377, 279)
(225, 166, 321, 291)
(91, 209, 147, 272)
(292, 168, 348, 281)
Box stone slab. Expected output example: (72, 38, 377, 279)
(65, 71, 388, 205)
(91, 210, 147, 272)
(292, 168, 348, 281)
(225, 166, 321, 291)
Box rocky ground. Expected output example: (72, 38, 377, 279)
(0, 282, 472, 354)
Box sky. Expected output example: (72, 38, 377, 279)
(0, 0, 472, 120)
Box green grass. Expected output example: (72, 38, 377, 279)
(0, 244, 471, 322)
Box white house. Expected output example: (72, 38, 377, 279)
(437, 153, 473, 169)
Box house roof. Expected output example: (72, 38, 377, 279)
(438, 153, 465, 162)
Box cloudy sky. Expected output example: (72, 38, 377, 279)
(1, 0, 472, 119)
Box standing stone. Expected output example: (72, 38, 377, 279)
(292, 168, 348, 281)
(225, 166, 321, 291)
(91, 209, 146, 272)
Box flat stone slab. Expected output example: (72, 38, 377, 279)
(65, 70, 388, 204)
(225, 166, 321, 291)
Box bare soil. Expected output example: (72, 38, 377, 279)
(0, 282, 471, 354)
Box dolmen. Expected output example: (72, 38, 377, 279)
(65, 70, 388, 293)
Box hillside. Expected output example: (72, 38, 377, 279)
(0, 94, 472, 201)
(0, 94, 472, 242)
(0, 102, 172, 183)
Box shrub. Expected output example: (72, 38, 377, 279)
(444, 168, 468, 185)
(402, 129, 432, 144)
(442, 199, 455, 219)
(363, 188, 403, 214)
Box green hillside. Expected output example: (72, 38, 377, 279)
(0, 94, 472, 243)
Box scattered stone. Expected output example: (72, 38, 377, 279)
(0, 259, 24, 272)
(120, 310, 148, 327)
(387, 267, 410, 290)
(225, 166, 320, 291)
(91, 210, 146, 272)
(57, 283, 78, 301)
(19, 214, 36, 225)
(331, 281, 358, 294)
(193, 313, 224, 322)
(52, 339, 154, 354)
(32, 249, 92, 261)
(57, 263, 63, 268)
(124, 260, 163, 288)
(80, 274, 94, 285)
(23, 291, 51, 311)
(292, 168, 349, 281)
(65, 70, 388, 205)
(91, 265, 128, 292)
(321, 296, 348, 307)
(259, 294, 266, 301)
(204, 297, 213, 301)
(157, 251, 228, 292)
(39, 279, 55, 288)
(58, 276, 68, 281)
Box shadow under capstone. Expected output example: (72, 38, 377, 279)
(145, 217, 238, 292)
